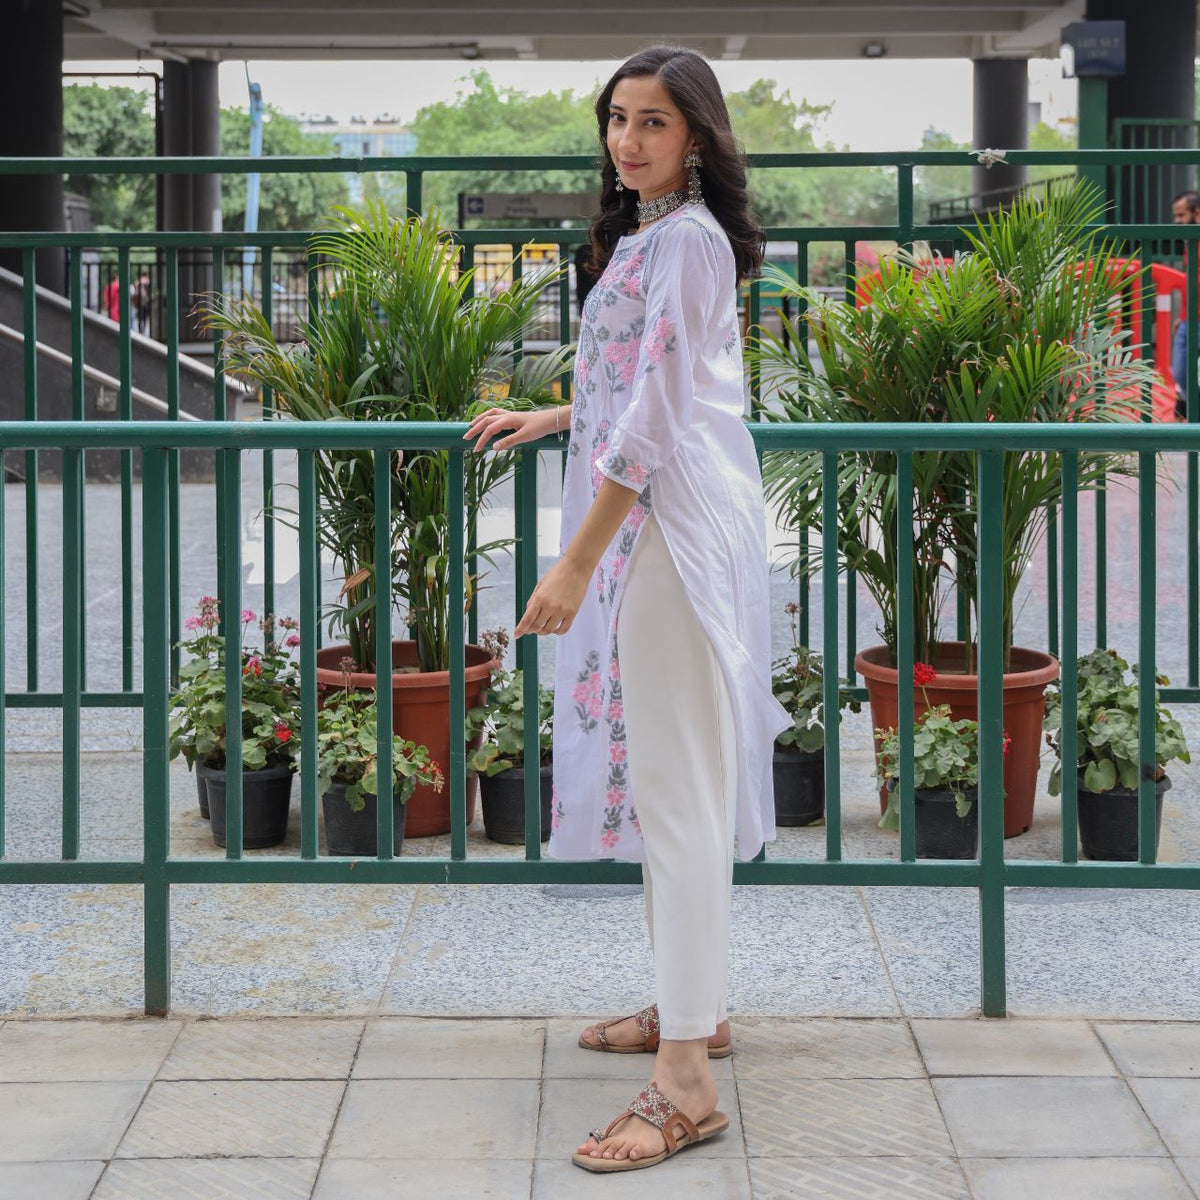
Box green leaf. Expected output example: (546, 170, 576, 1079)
(1084, 759, 1116, 793)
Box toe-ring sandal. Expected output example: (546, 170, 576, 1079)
(572, 1081, 729, 1173)
(579, 1003, 733, 1059)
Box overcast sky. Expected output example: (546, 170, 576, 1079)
(64, 56, 1078, 151)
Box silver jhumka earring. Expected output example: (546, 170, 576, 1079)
(684, 150, 703, 203)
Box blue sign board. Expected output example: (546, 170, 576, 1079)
(1061, 20, 1126, 78)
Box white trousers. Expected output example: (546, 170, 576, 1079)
(617, 517, 738, 1041)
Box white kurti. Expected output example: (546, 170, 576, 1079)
(547, 202, 789, 863)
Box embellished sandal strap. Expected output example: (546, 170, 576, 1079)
(634, 1004, 660, 1051)
(624, 1082, 699, 1153)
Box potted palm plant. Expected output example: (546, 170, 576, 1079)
(771, 602, 860, 826)
(1045, 649, 1191, 861)
(464, 629, 554, 845)
(170, 599, 301, 848)
(204, 202, 570, 836)
(315, 659, 445, 857)
(749, 181, 1159, 837)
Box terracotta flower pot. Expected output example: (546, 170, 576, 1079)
(315, 641, 496, 838)
(854, 642, 1059, 839)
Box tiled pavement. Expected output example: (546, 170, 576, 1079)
(0, 1016, 1197, 1199)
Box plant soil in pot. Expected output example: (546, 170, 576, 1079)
(314, 641, 494, 838)
(855, 642, 1058, 838)
(772, 748, 825, 827)
(914, 786, 979, 859)
(479, 764, 552, 844)
(205, 766, 294, 849)
(322, 781, 407, 857)
(1077, 773, 1170, 862)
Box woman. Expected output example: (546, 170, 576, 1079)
(466, 45, 787, 1174)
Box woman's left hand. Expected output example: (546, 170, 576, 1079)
(515, 557, 592, 638)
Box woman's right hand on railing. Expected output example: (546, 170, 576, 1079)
(463, 405, 564, 453)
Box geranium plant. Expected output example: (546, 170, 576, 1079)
(772, 602, 860, 752)
(874, 663, 1009, 826)
(1044, 648, 1191, 795)
(169, 599, 301, 772)
(464, 628, 553, 776)
(315, 659, 445, 811)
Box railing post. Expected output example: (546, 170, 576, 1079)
(450, 449, 468, 863)
(821, 451, 842, 862)
(1138, 452, 1158, 865)
(373, 447, 395, 862)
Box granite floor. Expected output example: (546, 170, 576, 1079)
(0, 1014, 1196, 1200)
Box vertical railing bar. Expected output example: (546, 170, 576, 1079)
(513, 456, 526, 671)
(306, 248, 323, 652)
(222, 447, 244, 861)
(897, 162, 915, 252)
(512, 245, 524, 366)
(462, 241, 480, 648)
(1046, 503, 1059, 661)
(166, 247, 182, 687)
(70, 248, 87, 694)
(896, 451, 916, 863)
(141, 447, 172, 1016)
(797, 240, 810, 648)
(0, 434, 6, 856)
(21, 250, 39, 692)
(299, 449, 319, 860)
(518, 448, 540, 862)
(118, 246, 135, 692)
(374, 447, 395, 862)
(1187, 236, 1199, 689)
(261, 244, 276, 626)
(213, 246, 228, 658)
(449, 449, 468, 863)
(977, 450, 1007, 1017)
(1137, 451, 1158, 865)
(843, 241, 857, 685)
(406, 170, 423, 218)
(821, 451, 842, 863)
(558, 240, 573, 399)
(1060, 452, 1080, 864)
(748, 276, 762, 416)
(1095, 473, 1107, 648)
(61, 444, 82, 861)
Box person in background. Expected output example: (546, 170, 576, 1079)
(1170, 190, 1200, 420)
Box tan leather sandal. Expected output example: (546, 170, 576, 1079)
(572, 1081, 729, 1173)
(578, 1003, 733, 1059)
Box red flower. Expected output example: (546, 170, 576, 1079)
(275, 722, 292, 743)
(243, 656, 262, 677)
(1002, 730, 1012, 760)
(913, 662, 937, 686)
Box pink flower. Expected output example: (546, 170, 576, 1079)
(285, 633, 301, 647)
(609, 657, 621, 681)
(623, 463, 649, 488)
(646, 316, 675, 364)
(607, 701, 624, 722)
(241, 609, 257, 623)
(610, 553, 628, 579)
(606, 787, 625, 806)
(626, 504, 648, 531)
(572, 680, 591, 705)
(587, 696, 603, 719)
(609, 742, 627, 764)
(243, 656, 262, 677)
(184, 615, 203, 631)
(600, 830, 619, 850)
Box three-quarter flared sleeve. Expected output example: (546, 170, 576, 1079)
(596, 217, 720, 491)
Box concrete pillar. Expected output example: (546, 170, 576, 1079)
(161, 61, 193, 233)
(971, 58, 1029, 209)
(0, 0, 64, 291)
(1086, 0, 1197, 220)
(189, 60, 222, 235)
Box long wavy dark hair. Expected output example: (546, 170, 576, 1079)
(587, 46, 764, 282)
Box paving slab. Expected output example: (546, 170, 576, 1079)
(961, 1157, 1195, 1200)
(534, 1156, 752, 1198)
(0, 1081, 147, 1161)
(542, 1018, 734, 1080)
(0, 1161, 105, 1200)
(1128, 1078, 1200, 1159)
(93, 1157, 320, 1199)
(316, 1158, 533, 1200)
(0, 1018, 181, 1081)
(1177, 1158, 1200, 1193)
(748, 1156, 969, 1200)
(326, 1078, 540, 1160)
(730, 1017, 924, 1079)
(738, 1077, 954, 1159)
(911, 1018, 1116, 1076)
(353, 1017, 543, 1079)
(933, 1077, 1165, 1158)
(1096, 1022, 1200, 1077)
(158, 1016, 363, 1079)
(115, 1078, 344, 1158)
(537, 1077, 743, 1161)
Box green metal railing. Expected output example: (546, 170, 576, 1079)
(2, 151, 1200, 1018)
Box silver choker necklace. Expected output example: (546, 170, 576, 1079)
(635, 189, 687, 225)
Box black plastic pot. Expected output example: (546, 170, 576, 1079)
(479, 764, 552, 844)
(914, 786, 979, 859)
(195, 760, 211, 819)
(322, 781, 407, 857)
(772, 748, 825, 827)
(205, 766, 294, 849)
(1077, 771, 1170, 862)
